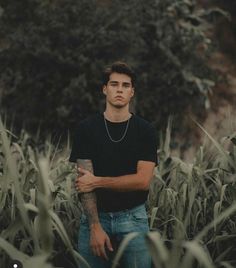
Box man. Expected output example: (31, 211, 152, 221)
(69, 61, 157, 268)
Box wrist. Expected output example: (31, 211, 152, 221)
(93, 176, 102, 188)
(90, 222, 102, 231)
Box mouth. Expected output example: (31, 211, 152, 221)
(115, 96, 124, 100)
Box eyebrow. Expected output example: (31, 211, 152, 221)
(109, 81, 119, 84)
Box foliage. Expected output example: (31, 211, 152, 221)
(0, 0, 228, 138)
(146, 118, 236, 267)
(1, 116, 236, 267)
(0, 118, 86, 268)
(210, 0, 236, 59)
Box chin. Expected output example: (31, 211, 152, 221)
(112, 104, 126, 108)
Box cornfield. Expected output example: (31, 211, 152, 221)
(0, 117, 236, 268)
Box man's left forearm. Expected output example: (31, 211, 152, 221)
(94, 173, 149, 191)
(77, 170, 148, 192)
(77, 161, 155, 193)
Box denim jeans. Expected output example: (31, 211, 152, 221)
(78, 204, 152, 268)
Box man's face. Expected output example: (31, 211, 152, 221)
(103, 72, 134, 109)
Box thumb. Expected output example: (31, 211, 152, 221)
(105, 236, 113, 251)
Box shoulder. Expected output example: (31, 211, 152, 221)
(132, 114, 157, 143)
(77, 113, 102, 130)
(132, 114, 155, 131)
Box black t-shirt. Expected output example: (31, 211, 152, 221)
(69, 113, 158, 212)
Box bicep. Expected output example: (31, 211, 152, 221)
(138, 125, 158, 166)
(137, 160, 155, 181)
(76, 159, 94, 173)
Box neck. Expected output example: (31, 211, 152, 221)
(104, 106, 131, 122)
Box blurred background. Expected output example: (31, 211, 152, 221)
(0, 0, 235, 160)
(1, 2, 236, 267)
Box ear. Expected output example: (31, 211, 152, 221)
(103, 85, 107, 95)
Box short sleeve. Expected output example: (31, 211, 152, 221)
(138, 124, 158, 166)
(69, 123, 93, 163)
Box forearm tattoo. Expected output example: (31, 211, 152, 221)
(77, 159, 99, 226)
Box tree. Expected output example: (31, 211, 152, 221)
(0, 0, 226, 139)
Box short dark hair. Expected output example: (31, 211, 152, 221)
(102, 61, 136, 87)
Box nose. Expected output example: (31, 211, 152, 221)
(117, 85, 123, 93)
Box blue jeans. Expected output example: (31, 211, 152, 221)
(78, 204, 152, 268)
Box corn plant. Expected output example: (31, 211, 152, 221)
(1, 116, 236, 268)
(145, 119, 236, 268)
(0, 118, 89, 268)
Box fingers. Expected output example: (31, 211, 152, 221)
(75, 177, 94, 193)
(74, 177, 84, 192)
(75, 183, 92, 193)
(90, 236, 112, 260)
(91, 245, 108, 260)
(74, 178, 79, 191)
(100, 245, 109, 260)
(105, 236, 114, 252)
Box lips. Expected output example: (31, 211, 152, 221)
(115, 96, 124, 100)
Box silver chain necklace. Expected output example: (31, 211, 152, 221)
(103, 115, 131, 143)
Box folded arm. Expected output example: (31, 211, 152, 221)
(76, 160, 156, 193)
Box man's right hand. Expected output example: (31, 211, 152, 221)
(90, 223, 113, 260)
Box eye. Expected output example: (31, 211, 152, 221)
(110, 82, 118, 87)
(123, 83, 131, 88)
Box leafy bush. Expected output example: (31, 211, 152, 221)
(0, 0, 228, 138)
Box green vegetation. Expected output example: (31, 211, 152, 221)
(0, 0, 228, 137)
(0, 1, 235, 267)
(1, 118, 236, 268)
(146, 119, 236, 268)
(0, 118, 87, 267)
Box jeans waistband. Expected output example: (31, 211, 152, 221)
(98, 203, 146, 217)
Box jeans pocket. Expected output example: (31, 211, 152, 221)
(130, 208, 148, 223)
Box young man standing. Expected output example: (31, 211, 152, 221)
(69, 61, 157, 268)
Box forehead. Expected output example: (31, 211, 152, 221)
(109, 72, 132, 83)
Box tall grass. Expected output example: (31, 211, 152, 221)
(1, 117, 236, 268)
(144, 119, 236, 268)
(0, 118, 89, 268)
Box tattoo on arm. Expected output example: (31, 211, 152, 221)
(77, 159, 99, 226)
